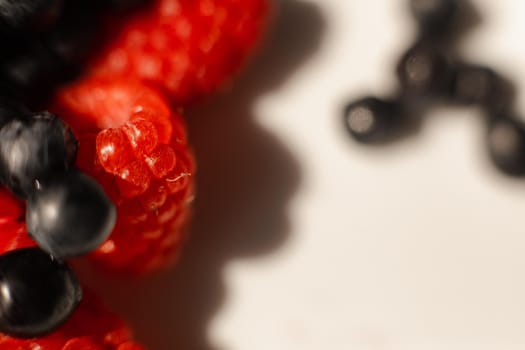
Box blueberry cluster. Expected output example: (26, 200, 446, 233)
(344, 0, 524, 176)
(0, 0, 152, 105)
(0, 0, 148, 339)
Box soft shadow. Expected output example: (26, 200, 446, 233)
(80, 1, 325, 350)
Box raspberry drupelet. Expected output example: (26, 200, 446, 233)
(89, 0, 272, 104)
(51, 77, 195, 274)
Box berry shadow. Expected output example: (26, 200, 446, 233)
(345, 0, 515, 148)
(79, 1, 325, 349)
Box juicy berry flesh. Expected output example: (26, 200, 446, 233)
(52, 78, 195, 274)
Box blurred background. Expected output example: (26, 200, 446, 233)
(86, 0, 525, 349)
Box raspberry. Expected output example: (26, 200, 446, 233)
(89, 0, 271, 104)
(0, 188, 35, 254)
(51, 77, 195, 274)
(0, 290, 146, 350)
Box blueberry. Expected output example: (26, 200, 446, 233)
(0, 43, 66, 101)
(26, 171, 116, 258)
(108, 0, 152, 10)
(0, 97, 28, 130)
(343, 97, 403, 143)
(95, 0, 152, 11)
(0, 0, 63, 33)
(0, 247, 82, 338)
(397, 44, 452, 98)
(487, 116, 525, 176)
(0, 112, 77, 197)
(450, 64, 513, 112)
(409, 0, 458, 35)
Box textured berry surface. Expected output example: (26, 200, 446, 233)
(52, 78, 195, 274)
(0, 290, 146, 350)
(88, 0, 271, 104)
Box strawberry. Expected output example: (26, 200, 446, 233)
(51, 77, 195, 275)
(0, 290, 146, 350)
(89, 0, 271, 104)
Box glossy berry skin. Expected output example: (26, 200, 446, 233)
(343, 97, 402, 144)
(397, 44, 452, 98)
(487, 116, 525, 176)
(89, 0, 271, 104)
(409, 0, 457, 36)
(0, 248, 82, 338)
(52, 78, 195, 274)
(0, 290, 146, 350)
(0, 112, 77, 198)
(26, 171, 117, 258)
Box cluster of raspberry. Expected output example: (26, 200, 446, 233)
(344, 0, 523, 176)
(0, 0, 269, 348)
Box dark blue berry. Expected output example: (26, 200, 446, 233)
(0, 111, 77, 197)
(397, 44, 453, 98)
(0, 97, 28, 129)
(0, 247, 82, 338)
(93, 0, 152, 11)
(26, 171, 116, 258)
(0, 43, 67, 101)
(487, 116, 525, 176)
(343, 97, 403, 143)
(450, 64, 513, 112)
(410, 0, 458, 35)
(46, 21, 98, 70)
(0, 0, 62, 33)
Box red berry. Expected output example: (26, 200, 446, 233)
(97, 128, 136, 175)
(89, 0, 271, 104)
(51, 77, 195, 274)
(0, 188, 35, 254)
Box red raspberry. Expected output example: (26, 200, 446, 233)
(0, 290, 146, 350)
(51, 77, 195, 275)
(0, 188, 35, 254)
(89, 0, 271, 104)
